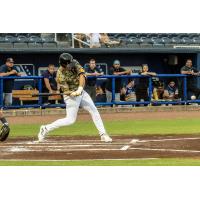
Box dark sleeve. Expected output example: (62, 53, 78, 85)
(119, 67, 126, 72)
(96, 66, 103, 73)
(180, 66, 187, 72)
(42, 71, 49, 79)
(0, 66, 6, 73)
(109, 67, 114, 75)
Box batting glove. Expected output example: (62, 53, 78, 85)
(70, 86, 83, 97)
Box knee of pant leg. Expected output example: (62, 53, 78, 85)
(64, 116, 76, 125)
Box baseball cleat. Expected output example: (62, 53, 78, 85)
(101, 134, 112, 143)
(38, 125, 48, 142)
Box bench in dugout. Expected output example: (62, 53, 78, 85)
(13, 90, 62, 105)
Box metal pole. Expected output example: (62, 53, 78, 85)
(112, 77, 115, 105)
(72, 33, 74, 48)
(0, 78, 3, 107)
(38, 78, 43, 106)
(54, 33, 57, 42)
(148, 76, 152, 105)
(183, 76, 187, 103)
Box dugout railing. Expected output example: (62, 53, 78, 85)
(0, 74, 198, 108)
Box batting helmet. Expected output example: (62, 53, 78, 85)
(59, 53, 73, 67)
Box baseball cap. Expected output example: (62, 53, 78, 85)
(6, 58, 14, 63)
(113, 60, 120, 65)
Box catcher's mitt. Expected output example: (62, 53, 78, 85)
(0, 124, 10, 142)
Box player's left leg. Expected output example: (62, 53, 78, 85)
(37, 95, 82, 142)
(80, 91, 112, 142)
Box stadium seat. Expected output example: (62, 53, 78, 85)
(178, 33, 190, 38)
(171, 37, 182, 44)
(57, 42, 71, 48)
(167, 33, 179, 38)
(127, 37, 140, 44)
(188, 33, 200, 38)
(0, 36, 5, 42)
(127, 33, 138, 38)
(181, 37, 193, 44)
(16, 35, 29, 43)
(0, 43, 13, 48)
(151, 37, 162, 44)
(146, 33, 159, 38)
(137, 33, 149, 38)
(13, 43, 28, 48)
(28, 42, 43, 48)
(161, 37, 172, 44)
(192, 37, 200, 44)
(15, 33, 29, 37)
(157, 33, 168, 38)
(5, 35, 17, 43)
(41, 37, 55, 43)
(116, 36, 127, 42)
(28, 35, 42, 43)
(27, 33, 41, 37)
(0, 33, 6, 37)
(139, 37, 153, 44)
(42, 42, 57, 48)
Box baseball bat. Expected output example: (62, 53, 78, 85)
(31, 91, 72, 97)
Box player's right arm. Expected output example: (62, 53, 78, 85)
(70, 61, 86, 97)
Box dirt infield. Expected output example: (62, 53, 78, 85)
(1, 135, 200, 160)
(2, 109, 200, 161)
(7, 110, 200, 125)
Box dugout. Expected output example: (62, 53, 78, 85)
(0, 48, 200, 105)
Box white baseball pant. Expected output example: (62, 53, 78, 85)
(45, 90, 107, 135)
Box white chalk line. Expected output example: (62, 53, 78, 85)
(120, 139, 139, 151)
(0, 144, 117, 148)
(2, 142, 128, 146)
(2, 137, 200, 153)
(130, 147, 200, 153)
(120, 137, 200, 151)
(2, 147, 121, 152)
(139, 137, 200, 143)
(0, 158, 158, 162)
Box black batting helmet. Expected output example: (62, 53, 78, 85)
(59, 53, 73, 67)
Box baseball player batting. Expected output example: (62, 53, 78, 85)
(37, 53, 112, 142)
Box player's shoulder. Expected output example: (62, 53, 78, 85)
(181, 65, 187, 71)
(71, 59, 81, 67)
(119, 67, 126, 72)
(42, 69, 48, 76)
(0, 64, 6, 69)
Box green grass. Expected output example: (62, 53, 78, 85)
(1, 158, 200, 166)
(5, 118, 200, 166)
(9, 118, 200, 137)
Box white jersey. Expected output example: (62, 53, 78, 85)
(90, 33, 101, 44)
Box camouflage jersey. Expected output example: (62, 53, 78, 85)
(56, 59, 86, 92)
